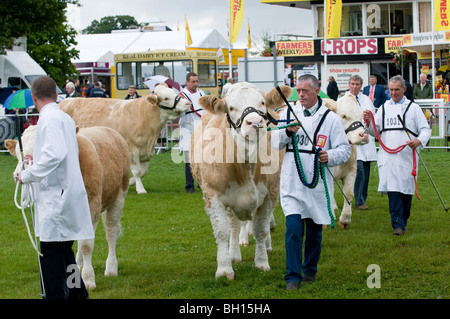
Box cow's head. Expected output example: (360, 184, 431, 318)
(5, 125, 37, 177)
(324, 96, 368, 145)
(199, 82, 291, 142)
(152, 84, 190, 118)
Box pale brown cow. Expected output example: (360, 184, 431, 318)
(322, 96, 368, 229)
(190, 82, 291, 280)
(6, 125, 130, 289)
(58, 84, 190, 194)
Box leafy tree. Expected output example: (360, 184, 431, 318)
(0, 0, 80, 87)
(82, 15, 139, 34)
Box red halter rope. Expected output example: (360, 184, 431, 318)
(366, 110, 419, 200)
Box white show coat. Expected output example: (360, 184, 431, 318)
(179, 87, 205, 152)
(367, 98, 431, 195)
(343, 91, 377, 162)
(20, 102, 94, 242)
(270, 101, 351, 225)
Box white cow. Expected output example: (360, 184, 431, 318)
(190, 82, 291, 280)
(58, 84, 191, 194)
(6, 125, 130, 289)
(323, 96, 368, 229)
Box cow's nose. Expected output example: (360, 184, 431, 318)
(246, 117, 264, 128)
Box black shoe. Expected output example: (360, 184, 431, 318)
(285, 281, 300, 290)
(302, 274, 315, 283)
(393, 228, 404, 236)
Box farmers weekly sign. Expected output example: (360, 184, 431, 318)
(275, 41, 314, 56)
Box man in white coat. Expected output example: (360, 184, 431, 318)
(341, 75, 377, 210)
(17, 76, 94, 299)
(179, 72, 205, 193)
(364, 75, 431, 235)
(271, 74, 351, 290)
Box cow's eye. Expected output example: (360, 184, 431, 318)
(229, 107, 235, 111)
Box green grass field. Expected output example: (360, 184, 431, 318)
(0, 148, 448, 300)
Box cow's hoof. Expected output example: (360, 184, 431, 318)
(215, 270, 235, 280)
(136, 189, 147, 194)
(255, 263, 271, 272)
(338, 221, 350, 229)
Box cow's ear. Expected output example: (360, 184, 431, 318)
(323, 98, 337, 112)
(147, 94, 160, 105)
(5, 139, 17, 156)
(265, 85, 292, 110)
(199, 96, 227, 114)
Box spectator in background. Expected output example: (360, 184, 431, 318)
(326, 76, 339, 101)
(363, 75, 387, 108)
(153, 62, 171, 77)
(221, 77, 234, 97)
(65, 82, 82, 98)
(413, 73, 433, 100)
(125, 84, 141, 100)
(89, 81, 107, 98)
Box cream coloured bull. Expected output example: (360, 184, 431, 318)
(6, 125, 130, 289)
(323, 95, 368, 229)
(190, 82, 291, 280)
(58, 84, 190, 194)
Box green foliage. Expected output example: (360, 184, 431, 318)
(82, 15, 139, 34)
(0, 0, 80, 87)
(0, 150, 448, 299)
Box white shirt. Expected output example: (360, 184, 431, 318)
(179, 87, 205, 151)
(367, 98, 431, 194)
(21, 102, 94, 242)
(342, 91, 377, 162)
(270, 101, 351, 224)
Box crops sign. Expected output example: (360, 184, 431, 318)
(321, 38, 378, 55)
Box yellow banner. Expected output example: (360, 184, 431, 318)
(326, 0, 342, 39)
(230, 0, 244, 44)
(185, 16, 193, 46)
(435, 0, 450, 31)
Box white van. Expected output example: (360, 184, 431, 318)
(0, 50, 47, 89)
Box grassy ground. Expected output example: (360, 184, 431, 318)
(0, 149, 448, 300)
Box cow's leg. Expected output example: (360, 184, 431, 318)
(102, 190, 126, 277)
(207, 196, 234, 280)
(239, 221, 249, 247)
(77, 196, 101, 289)
(252, 198, 272, 272)
(339, 175, 355, 229)
(227, 209, 242, 263)
(130, 150, 147, 194)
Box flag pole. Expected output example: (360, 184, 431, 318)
(323, 0, 327, 92)
(229, 1, 233, 80)
(431, 0, 436, 97)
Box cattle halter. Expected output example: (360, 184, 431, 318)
(345, 121, 364, 134)
(158, 95, 183, 111)
(226, 106, 269, 131)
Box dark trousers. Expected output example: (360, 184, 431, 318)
(285, 215, 323, 283)
(354, 160, 371, 206)
(39, 241, 89, 299)
(185, 163, 195, 191)
(387, 192, 412, 231)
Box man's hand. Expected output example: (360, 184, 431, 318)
(286, 121, 301, 134)
(363, 110, 371, 125)
(319, 150, 328, 163)
(406, 138, 421, 150)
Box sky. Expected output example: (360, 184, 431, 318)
(66, 0, 314, 48)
